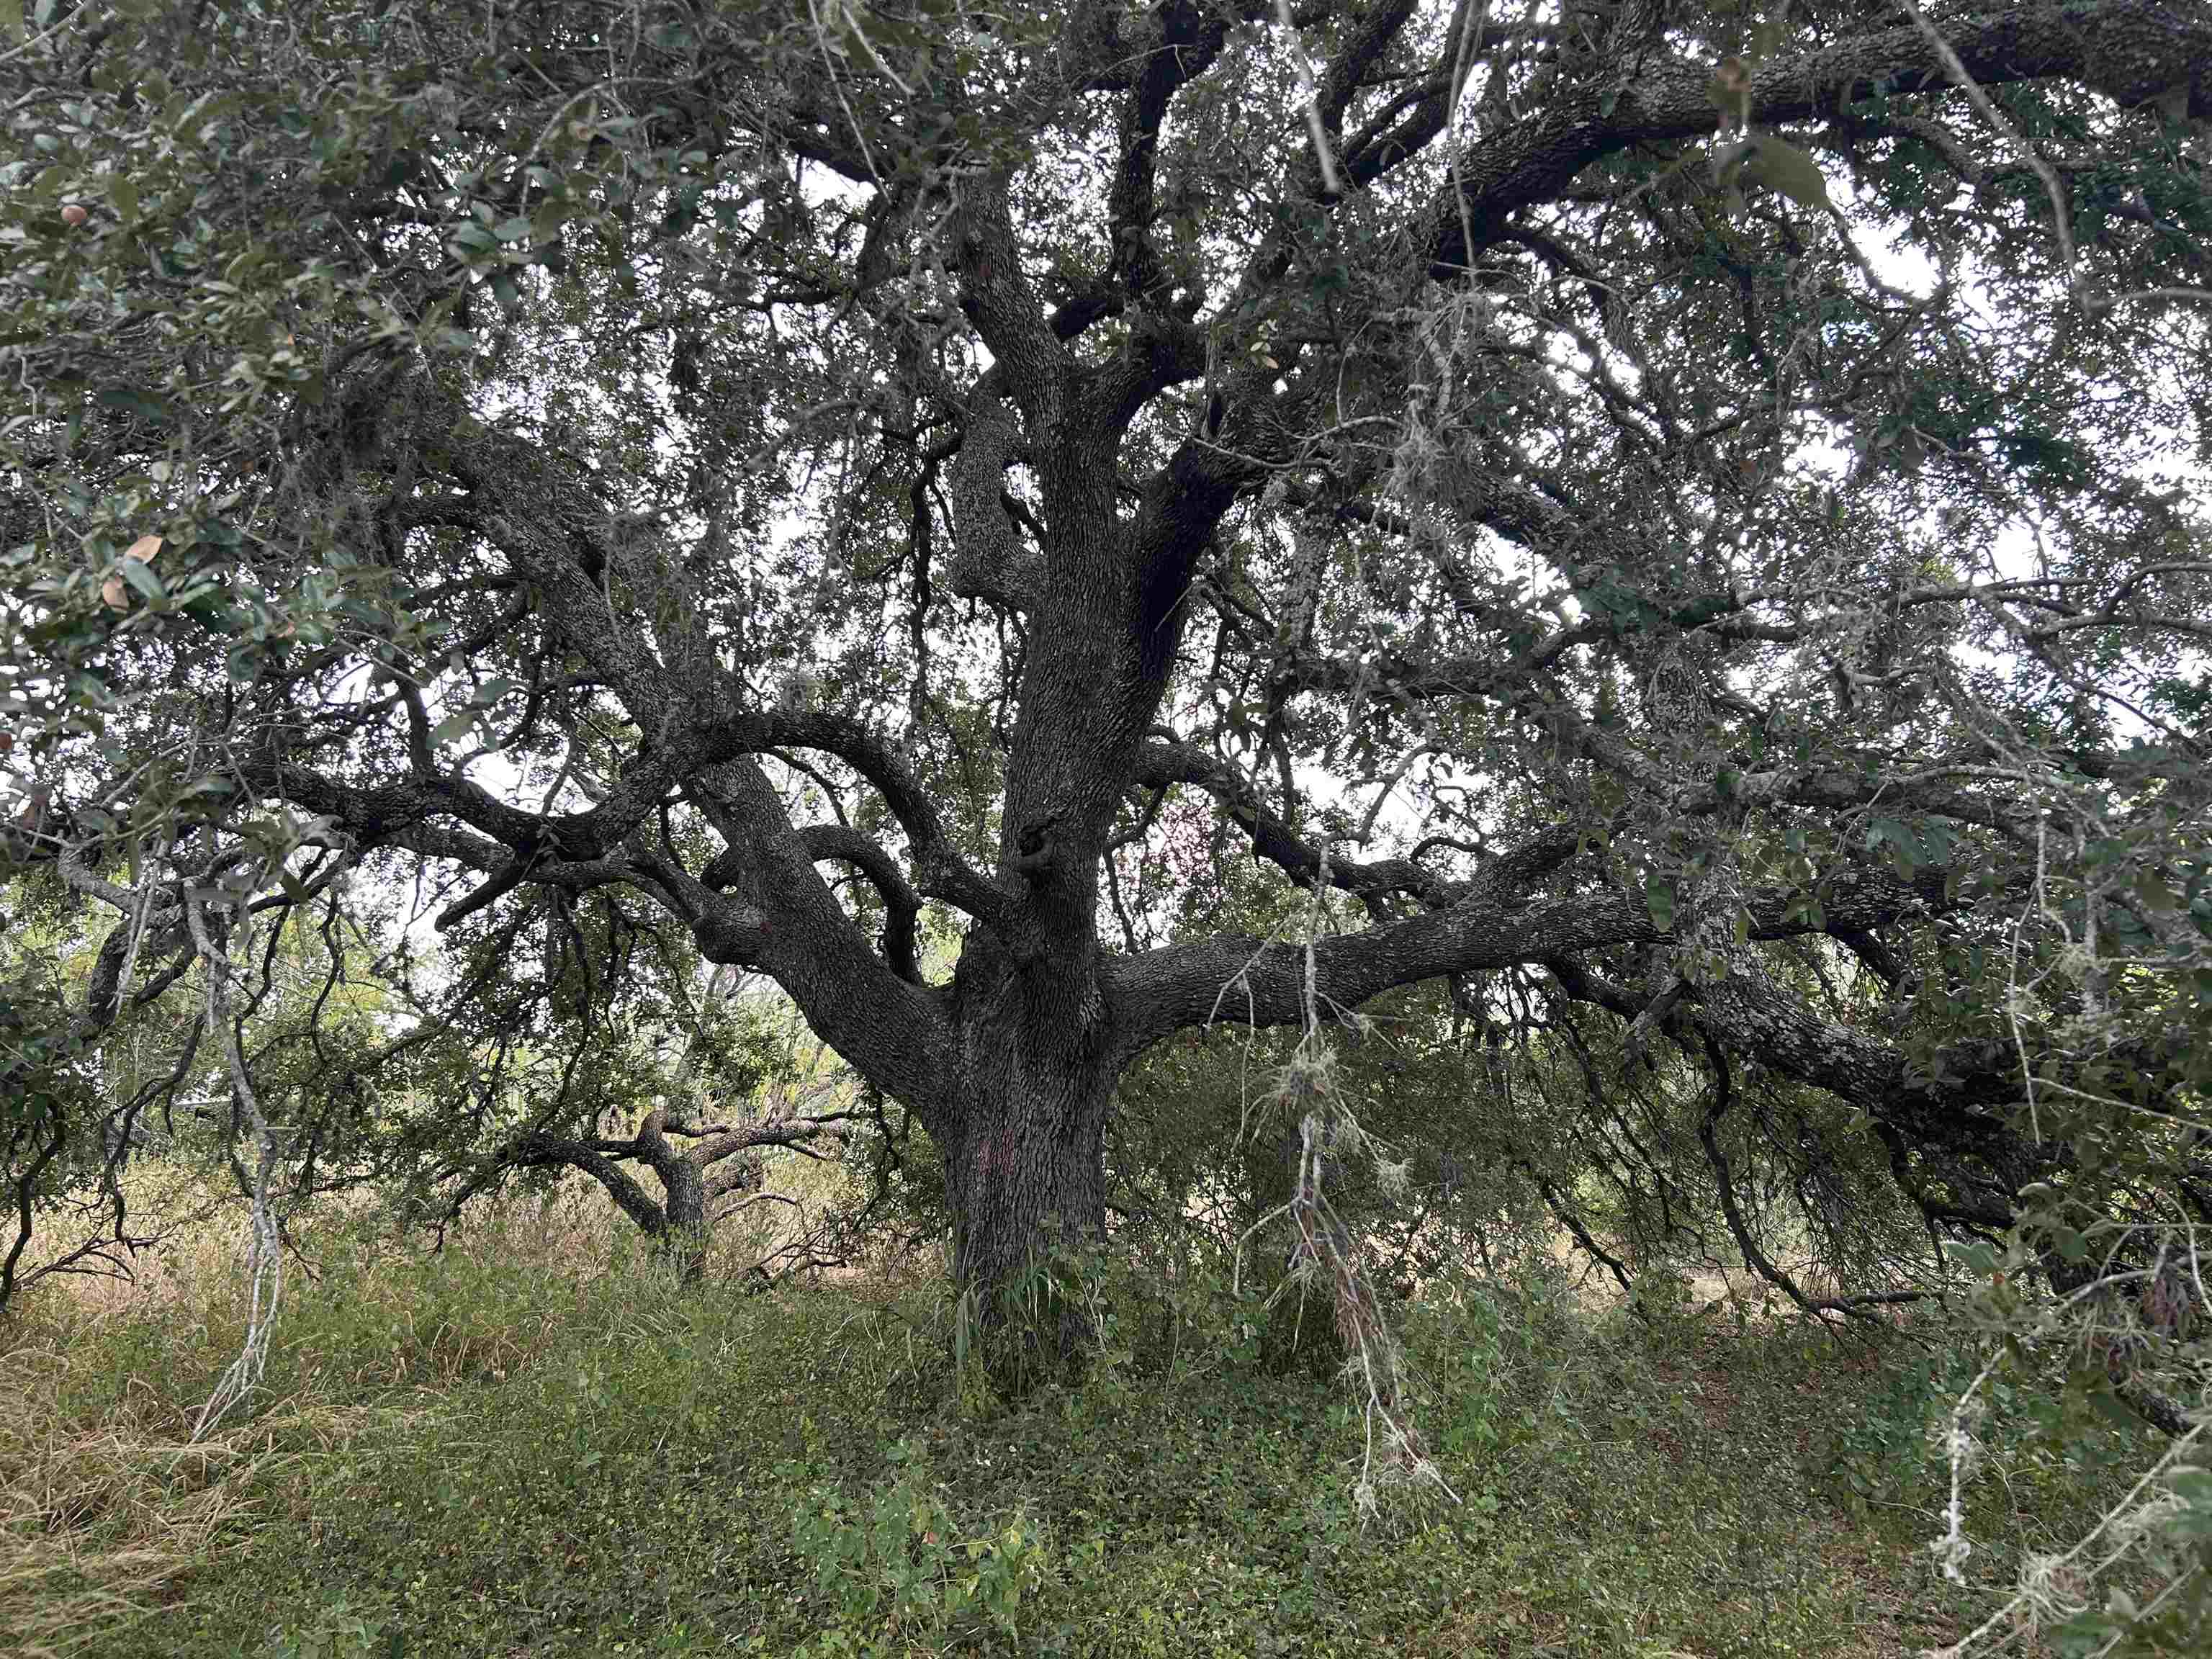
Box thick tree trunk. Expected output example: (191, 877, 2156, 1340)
(637, 1110, 709, 1284)
(940, 937, 1115, 1356)
(659, 1158, 709, 1284)
(943, 1077, 1110, 1305)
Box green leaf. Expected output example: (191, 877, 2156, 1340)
(1645, 876, 1676, 933)
(1743, 136, 1833, 213)
(531, 197, 570, 244)
(97, 386, 172, 424)
(120, 557, 166, 604)
(181, 595, 240, 633)
(1919, 818, 1954, 868)
(2090, 1391, 2139, 1431)
(1868, 817, 1920, 873)
(2133, 868, 2173, 913)
(1945, 1238, 2000, 1277)
(428, 710, 480, 747)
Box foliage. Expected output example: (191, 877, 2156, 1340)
(786, 1443, 1044, 1655)
(8, 1187, 2198, 1659)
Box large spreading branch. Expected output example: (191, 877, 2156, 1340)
(1107, 854, 1959, 1056)
(1421, 0, 2212, 276)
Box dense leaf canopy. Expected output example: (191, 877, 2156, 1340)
(4, 0, 2211, 1494)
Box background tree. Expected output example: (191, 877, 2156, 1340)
(3, 0, 2211, 1458)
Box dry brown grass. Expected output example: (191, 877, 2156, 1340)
(3, 1319, 253, 1658)
(1, 1140, 883, 1657)
(2, 1165, 245, 1653)
(1, 1167, 614, 1658)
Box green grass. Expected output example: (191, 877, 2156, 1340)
(1, 1190, 2163, 1658)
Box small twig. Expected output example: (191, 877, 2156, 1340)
(1274, 0, 1344, 199)
(1894, 0, 2082, 308)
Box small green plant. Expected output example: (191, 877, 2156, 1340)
(1808, 1341, 1951, 1514)
(260, 1594, 396, 1659)
(787, 1443, 1044, 1655)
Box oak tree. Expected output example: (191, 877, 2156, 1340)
(5, 0, 2211, 1385)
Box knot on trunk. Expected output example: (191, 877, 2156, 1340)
(1012, 811, 1062, 879)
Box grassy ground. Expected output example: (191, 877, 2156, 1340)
(1, 1182, 2160, 1658)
